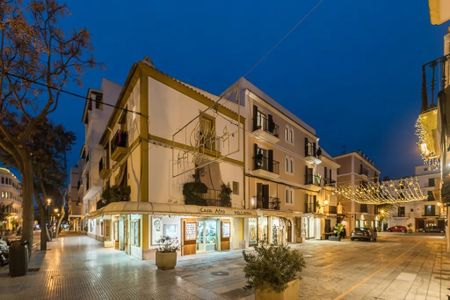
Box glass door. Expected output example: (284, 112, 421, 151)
(196, 219, 218, 253)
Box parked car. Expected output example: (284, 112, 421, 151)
(350, 228, 377, 242)
(387, 226, 407, 233)
(424, 225, 445, 233)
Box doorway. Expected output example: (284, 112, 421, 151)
(197, 219, 218, 253)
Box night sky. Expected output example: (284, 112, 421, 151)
(51, 0, 449, 178)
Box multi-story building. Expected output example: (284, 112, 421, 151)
(0, 167, 22, 233)
(84, 60, 340, 260)
(67, 163, 83, 231)
(417, 28, 450, 248)
(87, 59, 245, 259)
(237, 78, 339, 242)
(79, 79, 121, 233)
(387, 165, 445, 232)
(334, 151, 380, 234)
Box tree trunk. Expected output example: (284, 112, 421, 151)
(55, 208, 65, 237)
(38, 204, 47, 251)
(34, 192, 48, 251)
(21, 154, 34, 248)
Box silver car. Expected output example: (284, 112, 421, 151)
(350, 228, 377, 242)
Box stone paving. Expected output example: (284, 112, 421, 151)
(0, 233, 449, 299)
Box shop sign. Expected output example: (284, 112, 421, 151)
(199, 207, 254, 216)
(199, 207, 226, 215)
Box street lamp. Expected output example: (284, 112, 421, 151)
(54, 208, 59, 213)
(46, 198, 52, 206)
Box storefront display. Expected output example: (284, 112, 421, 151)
(222, 222, 230, 238)
(258, 216, 268, 242)
(248, 218, 257, 245)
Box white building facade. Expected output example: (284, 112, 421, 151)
(0, 167, 22, 233)
(387, 166, 445, 232)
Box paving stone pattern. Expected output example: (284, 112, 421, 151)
(0, 233, 448, 299)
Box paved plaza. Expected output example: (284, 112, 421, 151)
(0, 233, 449, 299)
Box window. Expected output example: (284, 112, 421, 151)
(428, 178, 435, 187)
(285, 156, 294, 174)
(232, 181, 239, 195)
(424, 205, 435, 216)
(285, 126, 294, 144)
(398, 206, 405, 217)
(285, 188, 294, 204)
(1, 177, 3, 184)
(360, 204, 368, 213)
(427, 191, 435, 201)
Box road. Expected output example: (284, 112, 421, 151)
(0, 232, 448, 299)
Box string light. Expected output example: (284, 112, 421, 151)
(336, 177, 426, 204)
(415, 109, 440, 170)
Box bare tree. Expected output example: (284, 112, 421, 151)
(0, 0, 94, 245)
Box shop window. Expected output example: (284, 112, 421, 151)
(131, 220, 140, 247)
(248, 218, 257, 245)
(232, 181, 239, 195)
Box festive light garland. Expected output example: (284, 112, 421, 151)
(415, 109, 440, 170)
(336, 177, 427, 204)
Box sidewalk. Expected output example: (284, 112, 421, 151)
(0, 234, 449, 299)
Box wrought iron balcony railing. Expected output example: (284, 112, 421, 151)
(421, 53, 450, 112)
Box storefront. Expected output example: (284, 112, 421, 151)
(88, 202, 298, 260)
(301, 215, 322, 240)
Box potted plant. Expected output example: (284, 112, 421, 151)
(218, 183, 232, 207)
(155, 236, 179, 270)
(243, 243, 305, 300)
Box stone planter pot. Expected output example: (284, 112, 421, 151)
(155, 251, 177, 270)
(255, 279, 299, 300)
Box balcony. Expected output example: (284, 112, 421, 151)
(253, 155, 280, 179)
(253, 114, 279, 144)
(304, 202, 317, 214)
(416, 54, 450, 165)
(326, 205, 337, 215)
(98, 158, 110, 179)
(183, 183, 232, 208)
(323, 178, 336, 190)
(305, 141, 321, 165)
(111, 130, 128, 161)
(252, 196, 280, 210)
(304, 174, 321, 192)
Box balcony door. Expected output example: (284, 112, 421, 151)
(257, 183, 269, 209)
(199, 114, 215, 151)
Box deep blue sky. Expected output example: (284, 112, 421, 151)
(51, 0, 449, 178)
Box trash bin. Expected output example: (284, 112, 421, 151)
(9, 240, 29, 277)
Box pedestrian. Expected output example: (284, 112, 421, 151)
(341, 226, 346, 239)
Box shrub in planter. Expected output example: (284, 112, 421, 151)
(219, 184, 232, 207)
(183, 181, 207, 206)
(101, 185, 131, 203)
(243, 243, 305, 299)
(155, 236, 179, 270)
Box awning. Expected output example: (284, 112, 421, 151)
(86, 202, 298, 219)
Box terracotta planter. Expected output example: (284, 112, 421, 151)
(255, 279, 299, 300)
(155, 251, 177, 270)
